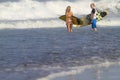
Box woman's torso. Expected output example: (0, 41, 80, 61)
(66, 12, 73, 23)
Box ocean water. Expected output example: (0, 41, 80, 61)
(0, 0, 120, 28)
(0, 0, 120, 80)
(40, 62, 120, 80)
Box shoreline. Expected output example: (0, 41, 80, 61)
(39, 61, 120, 80)
(0, 26, 120, 80)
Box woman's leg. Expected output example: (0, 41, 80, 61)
(68, 23, 73, 32)
(70, 23, 73, 32)
(67, 23, 71, 32)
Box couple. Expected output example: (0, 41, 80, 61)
(65, 3, 97, 32)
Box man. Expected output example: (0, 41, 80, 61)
(90, 3, 97, 32)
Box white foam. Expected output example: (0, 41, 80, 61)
(0, 0, 119, 29)
(38, 61, 120, 80)
(0, 19, 64, 29)
(0, 0, 92, 20)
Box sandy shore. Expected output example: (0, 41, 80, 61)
(39, 62, 120, 80)
(0, 26, 120, 80)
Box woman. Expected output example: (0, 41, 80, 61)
(65, 6, 73, 32)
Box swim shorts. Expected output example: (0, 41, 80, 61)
(92, 19, 97, 29)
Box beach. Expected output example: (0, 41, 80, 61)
(0, 0, 120, 80)
(0, 26, 120, 80)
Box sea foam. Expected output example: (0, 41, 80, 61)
(0, 0, 119, 29)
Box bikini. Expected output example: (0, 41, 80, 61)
(66, 13, 72, 24)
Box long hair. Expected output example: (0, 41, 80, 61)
(65, 6, 71, 15)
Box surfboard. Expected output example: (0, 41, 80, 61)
(59, 10, 107, 27)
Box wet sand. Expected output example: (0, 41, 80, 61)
(43, 62, 120, 80)
(0, 26, 120, 80)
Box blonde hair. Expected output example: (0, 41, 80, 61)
(90, 3, 95, 7)
(65, 6, 71, 14)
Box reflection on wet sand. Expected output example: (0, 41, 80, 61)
(48, 62, 120, 80)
